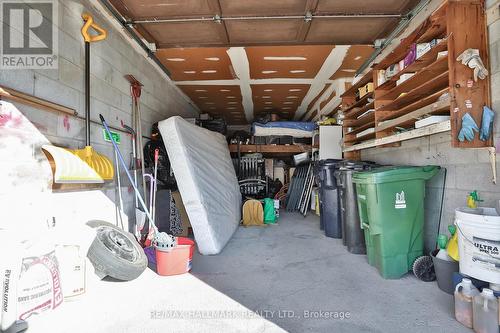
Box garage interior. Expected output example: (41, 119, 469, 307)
(1, 0, 500, 332)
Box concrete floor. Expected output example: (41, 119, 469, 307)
(29, 212, 471, 333)
(191, 212, 471, 333)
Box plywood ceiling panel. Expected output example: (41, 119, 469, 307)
(314, 0, 420, 14)
(306, 18, 398, 44)
(307, 83, 331, 111)
(219, 0, 312, 16)
(330, 45, 374, 80)
(142, 22, 226, 46)
(225, 20, 304, 45)
(109, 0, 219, 19)
(246, 45, 334, 79)
(156, 48, 235, 81)
(178, 85, 247, 123)
(251, 84, 310, 118)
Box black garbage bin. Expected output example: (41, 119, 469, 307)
(335, 161, 377, 254)
(317, 159, 343, 238)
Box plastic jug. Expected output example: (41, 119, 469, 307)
(454, 278, 479, 328)
(473, 288, 499, 333)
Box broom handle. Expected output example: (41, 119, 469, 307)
(100, 114, 154, 226)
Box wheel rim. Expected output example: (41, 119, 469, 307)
(97, 227, 139, 262)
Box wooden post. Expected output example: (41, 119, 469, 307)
(448, 0, 491, 147)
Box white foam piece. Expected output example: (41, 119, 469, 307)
(158, 117, 241, 255)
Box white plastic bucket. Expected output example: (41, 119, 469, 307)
(455, 207, 500, 284)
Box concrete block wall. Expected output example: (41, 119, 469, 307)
(361, 8, 500, 233)
(0, 0, 197, 233)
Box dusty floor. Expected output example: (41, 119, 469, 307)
(191, 212, 470, 333)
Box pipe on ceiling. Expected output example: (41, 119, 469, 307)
(99, 0, 171, 77)
(130, 13, 402, 24)
(355, 0, 431, 76)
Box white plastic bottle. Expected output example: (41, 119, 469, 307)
(454, 278, 480, 328)
(473, 288, 499, 333)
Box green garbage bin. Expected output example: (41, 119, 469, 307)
(352, 166, 439, 279)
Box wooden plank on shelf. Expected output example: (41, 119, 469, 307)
(344, 101, 375, 120)
(345, 119, 375, 136)
(376, 38, 448, 90)
(376, 98, 450, 132)
(228, 144, 311, 154)
(377, 71, 449, 111)
(416, 2, 448, 43)
(340, 69, 373, 98)
(351, 111, 375, 128)
(344, 131, 376, 144)
(343, 121, 451, 152)
(378, 56, 448, 100)
(377, 88, 449, 122)
(342, 92, 373, 113)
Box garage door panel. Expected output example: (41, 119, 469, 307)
(315, 0, 419, 14)
(226, 20, 304, 44)
(306, 18, 398, 44)
(143, 22, 226, 46)
(219, 0, 311, 16)
(110, 0, 220, 19)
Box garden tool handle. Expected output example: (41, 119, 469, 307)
(81, 13, 107, 42)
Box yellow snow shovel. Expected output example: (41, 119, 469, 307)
(42, 14, 113, 183)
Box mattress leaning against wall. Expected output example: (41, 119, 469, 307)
(158, 116, 241, 255)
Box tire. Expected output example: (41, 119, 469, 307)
(86, 220, 147, 281)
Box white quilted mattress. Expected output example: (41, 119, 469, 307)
(158, 116, 241, 255)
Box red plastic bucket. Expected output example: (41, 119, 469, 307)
(155, 237, 195, 276)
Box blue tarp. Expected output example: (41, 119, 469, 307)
(252, 121, 317, 133)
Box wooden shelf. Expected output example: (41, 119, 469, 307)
(344, 131, 376, 144)
(376, 38, 448, 90)
(378, 56, 448, 100)
(377, 71, 449, 112)
(376, 97, 450, 133)
(377, 88, 449, 123)
(344, 101, 375, 120)
(345, 111, 375, 128)
(346, 117, 376, 136)
(228, 144, 311, 156)
(342, 92, 373, 114)
(341, 0, 491, 153)
(340, 70, 373, 98)
(344, 121, 451, 152)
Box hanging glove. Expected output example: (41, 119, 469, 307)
(480, 106, 495, 141)
(456, 49, 489, 82)
(458, 112, 479, 142)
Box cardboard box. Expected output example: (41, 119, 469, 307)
(377, 70, 386, 86)
(396, 73, 415, 86)
(416, 43, 432, 59)
(386, 63, 400, 79)
(358, 82, 374, 98)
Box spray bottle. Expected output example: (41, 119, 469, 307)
(436, 234, 453, 261)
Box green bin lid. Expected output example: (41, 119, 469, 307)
(352, 165, 439, 184)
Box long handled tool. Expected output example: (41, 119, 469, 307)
(100, 114, 175, 251)
(125, 75, 147, 206)
(41, 14, 113, 183)
(122, 122, 146, 237)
